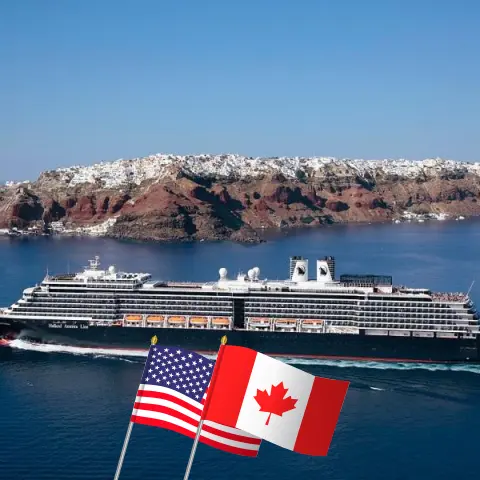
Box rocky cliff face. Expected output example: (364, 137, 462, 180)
(1, 155, 479, 242)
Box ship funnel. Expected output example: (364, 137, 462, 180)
(291, 259, 308, 282)
(316, 259, 333, 283)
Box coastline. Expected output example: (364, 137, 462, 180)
(2, 212, 479, 245)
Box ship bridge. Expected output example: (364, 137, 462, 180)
(44, 256, 151, 289)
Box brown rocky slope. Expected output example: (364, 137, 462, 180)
(1, 155, 479, 242)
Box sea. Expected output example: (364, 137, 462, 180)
(1, 220, 480, 480)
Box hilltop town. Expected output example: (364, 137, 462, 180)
(1, 154, 479, 242)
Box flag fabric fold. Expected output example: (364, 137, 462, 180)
(130, 345, 261, 457)
(204, 345, 349, 456)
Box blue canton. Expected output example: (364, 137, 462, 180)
(143, 346, 214, 402)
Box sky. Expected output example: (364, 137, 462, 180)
(1, 0, 480, 180)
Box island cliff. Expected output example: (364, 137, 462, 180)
(1, 154, 479, 242)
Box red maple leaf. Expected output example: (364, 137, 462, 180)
(253, 382, 298, 425)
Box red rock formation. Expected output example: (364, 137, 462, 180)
(0, 167, 479, 242)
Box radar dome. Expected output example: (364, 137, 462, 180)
(252, 267, 260, 279)
(108, 266, 116, 274)
(219, 268, 228, 279)
(247, 269, 255, 280)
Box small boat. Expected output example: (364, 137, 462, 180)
(301, 319, 324, 330)
(275, 318, 297, 324)
(146, 315, 165, 323)
(248, 317, 271, 328)
(124, 315, 142, 322)
(275, 318, 297, 329)
(302, 319, 324, 325)
(190, 316, 208, 325)
(211, 317, 230, 326)
(168, 316, 186, 325)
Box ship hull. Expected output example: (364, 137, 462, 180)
(3, 319, 479, 363)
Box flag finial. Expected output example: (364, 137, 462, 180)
(220, 335, 227, 345)
(151, 335, 158, 345)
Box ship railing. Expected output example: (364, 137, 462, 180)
(430, 292, 468, 303)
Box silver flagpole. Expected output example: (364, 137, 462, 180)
(182, 335, 228, 480)
(113, 421, 134, 480)
(183, 419, 205, 480)
(113, 335, 158, 480)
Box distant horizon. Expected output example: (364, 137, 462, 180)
(2, 1, 480, 180)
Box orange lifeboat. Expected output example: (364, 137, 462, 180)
(211, 317, 230, 326)
(124, 314, 142, 322)
(190, 316, 208, 326)
(249, 317, 271, 326)
(302, 318, 324, 328)
(168, 316, 186, 325)
(146, 315, 165, 323)
(250, 317, 270, 323)
(275, 318, 297, 324)
(302, 319, 324, 326)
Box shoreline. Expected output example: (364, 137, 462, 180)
(1, 213, 479, 245)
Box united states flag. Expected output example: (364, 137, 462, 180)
(130, 345, 262, 457)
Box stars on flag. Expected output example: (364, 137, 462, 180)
(142, 346, 214, 402)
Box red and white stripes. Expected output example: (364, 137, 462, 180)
(131, 384, 261, 457)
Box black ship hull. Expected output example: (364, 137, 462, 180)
(2, 319, 479, 363)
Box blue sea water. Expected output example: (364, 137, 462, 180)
(1, 220, 480, 480)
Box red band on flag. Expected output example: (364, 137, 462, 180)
(130, 415, 259, 457)
(136, 391, 202, 416)
(293, 376, 349, 456)
(205, 346, 257, 426)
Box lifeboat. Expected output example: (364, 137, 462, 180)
(301, 319, 324, 329)
(190, 316, 208, 326)
(275, 318, 297, 324)
(302, 319, 324, 325)
(248, 317, 271, 326)
(124, 314, 142, 322)
(146, 315, 165, 323)
(211, 317, 230, 326)
(275, 318, 297, 328)
(167, 316, 186, 325)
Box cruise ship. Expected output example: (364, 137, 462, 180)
(1, 256, 479, 362)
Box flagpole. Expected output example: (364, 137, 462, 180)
(113, 335, 158, 480)
(113, 421, 134, 480)
(182, 335, 228, 480)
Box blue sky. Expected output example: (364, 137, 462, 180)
(1, 0, 480, 180)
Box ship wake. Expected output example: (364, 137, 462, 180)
(8, 339, 146, 363)
(8, 339, 480, 375)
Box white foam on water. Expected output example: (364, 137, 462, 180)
(8, 339, 480, 375)
(9, 339, 147, 361)
(281, 356, 480, 374)
(369, 386, 385, 391)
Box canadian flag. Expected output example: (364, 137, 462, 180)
(204, 345, 349, 456)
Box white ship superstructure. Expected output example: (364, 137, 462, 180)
(2, 256, 479, 339)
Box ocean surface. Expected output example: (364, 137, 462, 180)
(1, 220, 480, 480)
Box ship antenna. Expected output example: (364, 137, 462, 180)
(467, 280, 475, 296)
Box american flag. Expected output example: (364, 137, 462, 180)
(130, 345, 262, 457)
